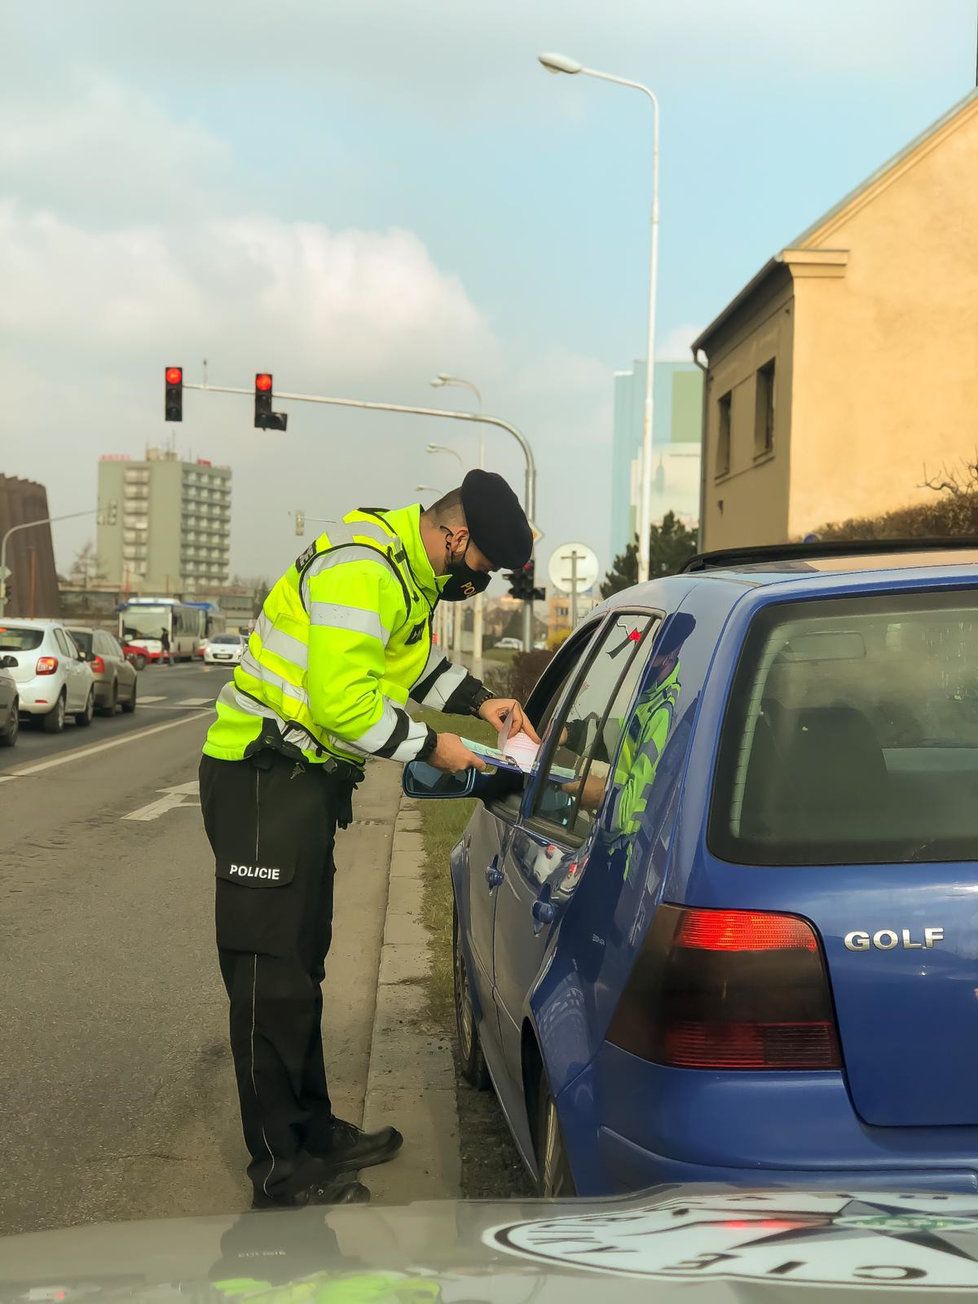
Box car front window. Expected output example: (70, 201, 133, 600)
(531, 615, 659, 846)
(711, 588, 978, 866)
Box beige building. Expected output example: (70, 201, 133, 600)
(694, 89, 978, 551)
(97, 448, 231, 594)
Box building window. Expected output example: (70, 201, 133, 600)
(716, 391, 732, 478)
(754, 360, 776, 457)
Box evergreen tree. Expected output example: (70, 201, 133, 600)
(600, 512, 698, 597)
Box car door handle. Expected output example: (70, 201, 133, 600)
(485, 857, 504, 890)
(532, 900, 556, 926)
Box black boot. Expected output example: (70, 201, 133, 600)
(251, 1175, 370, 1210)
(312, 1118, 404, 1176)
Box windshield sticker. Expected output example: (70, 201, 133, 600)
(486, 1191, 978, 1288)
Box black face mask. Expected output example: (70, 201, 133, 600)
(439, 532, 492, 603)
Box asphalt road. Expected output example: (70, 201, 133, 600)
(0, 662, 240, 1236)
(0, 662, 397, 1237)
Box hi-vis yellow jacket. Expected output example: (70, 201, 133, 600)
(202, 505, 483, 769)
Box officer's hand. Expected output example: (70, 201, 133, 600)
(430, 732, 488, 773)
(477, 697, 541, 743)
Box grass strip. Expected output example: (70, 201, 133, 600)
(410, 706, 534, 1198)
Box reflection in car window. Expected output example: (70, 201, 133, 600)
(711, 589, 978, 866)
(532, 615, 658, 846)
(0, 626, 44, 651)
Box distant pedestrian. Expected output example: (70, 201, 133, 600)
(159, 627, 171, 665)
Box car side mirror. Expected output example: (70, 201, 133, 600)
(402, 760, 525, 807)
(402, 761, 477, 800)
(0, 655, 16, 669)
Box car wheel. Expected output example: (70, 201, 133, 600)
(453, 903, 490, 1090)
(535, 1070, 576, 1198)
(98, 682, 118, 717)
(133, 654, 146, 671)
(122, 680, 137, 714)
(42, 692, 66, 734)
(0, 700, 18, 747)
(75, 688, 95, 727)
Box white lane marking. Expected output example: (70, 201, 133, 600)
(139, 695, 168, 704)
(178, 697, 214, 706)
(2, 712, 208, 778)
(140, 703, 214, 711)
(122, 781, 200, 821)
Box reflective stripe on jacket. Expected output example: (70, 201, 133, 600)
(202, 504, 482, 767)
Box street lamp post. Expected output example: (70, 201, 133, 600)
(0, 509, 97, 618)
(539, 51, 660, 585)
(426, 443, 465, 475)
(425, 443, 470, 664)
(430, 375, 498, 664)
(416, 484, 453, 652)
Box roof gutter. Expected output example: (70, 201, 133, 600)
(692, 345, 709, 551)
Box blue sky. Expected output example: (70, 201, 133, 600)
(2, 0, 976, 583)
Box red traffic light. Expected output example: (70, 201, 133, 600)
(255, 373, 273, 392)
(165, 367, 183, 386)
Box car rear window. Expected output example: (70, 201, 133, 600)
(211, 634, 241, 644)
(709, 589, 978, 866)
(68, 630, 93, 655)
(0, 626, 44, 651)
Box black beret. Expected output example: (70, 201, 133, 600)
(460, 469, 533, 569)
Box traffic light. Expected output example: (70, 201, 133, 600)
(164, 366, 183, 422)
(254, 373, 288, 432)
(524, 558, 545, 602)
(505, 559, 543, 601)
(294, 511, 305, 537)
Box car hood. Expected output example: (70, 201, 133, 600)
(5, 1186, 978, 1302)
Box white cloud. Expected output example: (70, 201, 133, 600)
(0, 74, 232, 223)
(0, 203, 495, 379)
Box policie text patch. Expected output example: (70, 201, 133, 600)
(217, 861, 295, 888)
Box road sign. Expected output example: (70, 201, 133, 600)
(529, 521, 544, 544)
(548, 543, 600, 595)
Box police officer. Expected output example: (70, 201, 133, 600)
(199, 470, 537, 1209)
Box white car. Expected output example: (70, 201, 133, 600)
(0, 619, 96, 732)
(494, 636, 523, 650)
(203, 632, 246, 665)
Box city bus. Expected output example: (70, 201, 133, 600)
(185, 600, 227, 657)
(118, 598, 203, 664)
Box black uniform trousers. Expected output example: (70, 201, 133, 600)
(198, 749, 357, 1200)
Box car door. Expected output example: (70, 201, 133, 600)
(104, 631, 134, 695)
(491, 611, 661, 1084)
(56, 628, 86, 709)
(462, 624, 605, 1045)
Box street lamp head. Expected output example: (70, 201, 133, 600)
(430, 374, 452, 388)
(425, 443, 440, 453)
(538, 52, 583, 75)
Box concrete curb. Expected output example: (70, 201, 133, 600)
(360, 793, 461, 1201)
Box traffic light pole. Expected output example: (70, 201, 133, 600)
(0, 509, 97, 618)
(184, 380, 539, 651)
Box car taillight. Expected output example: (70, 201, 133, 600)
(90, 655, 105, 674)
(606, 905, 841, 1071)
(36, 656, 59, 675)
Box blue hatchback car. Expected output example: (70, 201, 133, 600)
(404, 540, 978, 1198)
